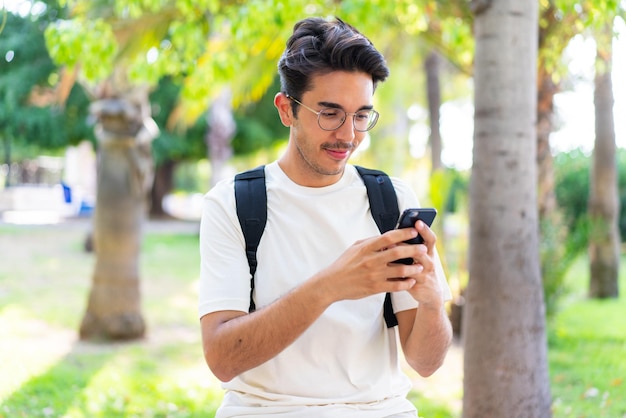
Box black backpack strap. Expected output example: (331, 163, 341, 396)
(355, 166, 401, 328)
(234, 166, 267, 313)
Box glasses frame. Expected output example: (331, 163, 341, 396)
(285, 94, 379, 132)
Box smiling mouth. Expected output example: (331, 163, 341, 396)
(323, 143, 353, 160)
(324, 148, 350, 160)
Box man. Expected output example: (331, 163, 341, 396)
(199, 17, 452, 417)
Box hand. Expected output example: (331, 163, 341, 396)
(402, 220, 445, 310)
(312, 227, 427, 303)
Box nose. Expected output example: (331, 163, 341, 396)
(335, 114, 357, 142)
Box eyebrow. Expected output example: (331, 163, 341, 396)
(318, 101, 374, 111)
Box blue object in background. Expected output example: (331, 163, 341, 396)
(61, 182, 72, 203)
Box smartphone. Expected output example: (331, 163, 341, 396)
(393, 208, 437, 265)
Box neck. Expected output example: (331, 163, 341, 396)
(277, 157, 345, 188)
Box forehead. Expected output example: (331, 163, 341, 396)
(305, 71, 374, 105)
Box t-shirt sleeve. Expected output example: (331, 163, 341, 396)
(198, 179, 251, 318)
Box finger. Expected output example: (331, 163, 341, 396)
(386, 227, 420, 247)
(364, 228, 419, 254)
(415, 220, 437, 253)
(381, 243, 422, 265)
(385, 278, 416, 292)
(411, 250, 434, 272)
(386, 261, 424, 279)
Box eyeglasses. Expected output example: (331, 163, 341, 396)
(286, 94, 379, 132)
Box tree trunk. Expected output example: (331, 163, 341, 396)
(536, 66, 571, 317)
(206, 88, 235, 188)
(463, 1, 552, 417)
(149, 159, 176, 218)
(425, 50, 443, 172)
(589, 23, 620, 299)
(2, 137, 11, 188)
(79, 86, 158, 341)
(536, 67, 558, 219)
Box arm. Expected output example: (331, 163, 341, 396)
(396, 221, 453, 377)
(201, 275, 332, 382)
(201, 227, 427, 382)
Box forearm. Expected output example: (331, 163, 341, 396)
(399, 305, 453, 377)
(201, 275, 333, 382)
(201, 228, 427, 382)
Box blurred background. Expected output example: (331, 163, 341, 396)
(1, 1, 625, 417)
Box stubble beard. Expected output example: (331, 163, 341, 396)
(294, 138, 354, 177)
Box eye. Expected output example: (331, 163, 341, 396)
(319, 109, 341, 119)
(355, 111, 371, 121)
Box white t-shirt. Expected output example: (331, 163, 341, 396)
(198, 162, 451, 418)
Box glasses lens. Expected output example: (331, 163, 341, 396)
(318, 109, 345, 131)
(354, 110, 378, 132)
(317, 109, 379, 131)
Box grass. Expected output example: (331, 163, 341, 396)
(0, 220, 222, 417)
(548, 256, 626, 418)
(1, 220, 625, 417)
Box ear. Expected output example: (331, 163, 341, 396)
(274, 93, 293, 127)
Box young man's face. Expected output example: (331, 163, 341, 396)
(277, 71, 375, 187)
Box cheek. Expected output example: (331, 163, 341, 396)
(353, 133, 367, 148)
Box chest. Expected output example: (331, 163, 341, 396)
(253, 184, 380, 305)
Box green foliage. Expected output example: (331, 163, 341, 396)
(540, 213, 589, 318)
(149, 77, 206, 165)
(617, 150, 626, 237)
(179, 0, 331, 120)
(63, 84, 95, 145)
(543, 147, 626, 318)
(392, 0, 474, 73)
(0, 7, 93, 159)
(554, 148, 626, 240)
(148, 75, 287, 167)
(436, 168, 468, 214)
(554, 149, 592, 230)
(428, 168, 469, 293)
(539, 0, 624, 74)
(171, 160, 209, 193)
(128, 14, 211, 86)
(232, 77, 289, 155)
(45, 18, 117, 82)
(42, 0, 479, 126)
(0, 17, 53, 101)
(543, 148, 618, 317)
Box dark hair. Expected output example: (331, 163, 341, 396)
(278, 17, 389, 113)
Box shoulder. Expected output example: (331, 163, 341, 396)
(389, 176, 414, 197)
(204, 176, 236, 205)
(351, 165, 417, 202)
(201, 175, 240, 228)
(205, 163, 270, 205)
(390, 176, 420, 210)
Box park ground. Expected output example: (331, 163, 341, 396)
(0, 214, 464, 417)
(2, 205, 624, 417)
